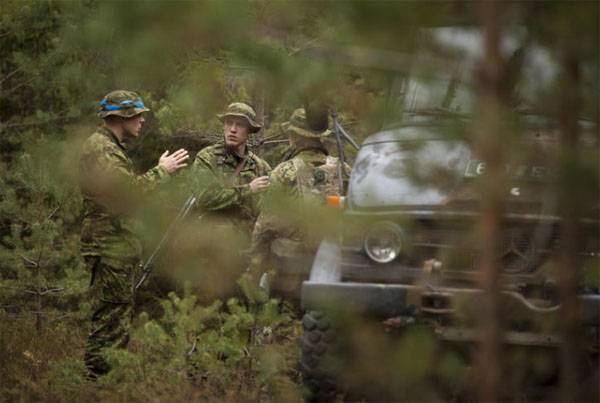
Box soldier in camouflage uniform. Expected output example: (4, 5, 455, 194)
(79, 90, 189, 379)
(248, 108, 351, 286)
(191, 102, 271, 231)
(187, 102, 271, 297)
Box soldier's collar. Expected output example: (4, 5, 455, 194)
(290, 146, 328, 159)
(99, 126, 128, 151)
(225, 143, 249, 160)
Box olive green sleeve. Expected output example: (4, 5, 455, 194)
(80, 139, 170, 212)
(247, 162, 293, 274)
(100, 147, 170, 191)
(247, 210, 277, 276)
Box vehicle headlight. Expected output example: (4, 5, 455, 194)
(363, 222, 404, 264)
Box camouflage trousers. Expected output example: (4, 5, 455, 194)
(83, 256, 137, 379)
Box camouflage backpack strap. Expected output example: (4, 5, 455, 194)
(213, 144, 226, 168)
(247, 151, 266, 177)
(292, 156, 341, 202)
(292, 157, 315, 197)
(233, 155, 249, 178)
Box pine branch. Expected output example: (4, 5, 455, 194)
(20, 253, 39, 267)
(2, 311, 78, 321)
(0, 285, 65, 295)
(0, 67, 23, 85)
(0, 303, 26, 309)
(0, 115, 78, 130)
(1, 77, 36, 96)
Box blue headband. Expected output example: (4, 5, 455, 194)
(100, 98, 146, 111)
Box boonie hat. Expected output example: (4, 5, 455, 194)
(281, 108, 331, 138)
(217, 102, 262, 133)
(98, 90, 150, 119)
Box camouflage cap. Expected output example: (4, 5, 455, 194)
(97, 90, 150, 119)
(281, 108, 331, 138)
(217, 102, 262, 133)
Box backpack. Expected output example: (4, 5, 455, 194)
(292, 155, 343, 205)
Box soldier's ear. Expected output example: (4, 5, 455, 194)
(104, 115, 125, 124)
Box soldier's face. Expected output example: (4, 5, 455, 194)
(223, 116, 250, 148)
(122, 114, 145, 138)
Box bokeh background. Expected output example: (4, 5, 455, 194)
(0, 1, 598, 401)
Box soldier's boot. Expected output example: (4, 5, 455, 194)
(84, 301, 131, 380)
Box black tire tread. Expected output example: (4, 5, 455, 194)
(300, 310, 339, 402)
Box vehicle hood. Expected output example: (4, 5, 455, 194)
(347, 121, 597, 220)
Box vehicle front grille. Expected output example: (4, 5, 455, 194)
(499, 226, 559, 274)
(341, 219, 569, 281)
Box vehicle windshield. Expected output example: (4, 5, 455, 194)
(400, 27, 559, 114)
(348, 127, 472, 209)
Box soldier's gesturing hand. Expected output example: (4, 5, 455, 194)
(249, 176, 270, 194)
(159, 149, 189, 173)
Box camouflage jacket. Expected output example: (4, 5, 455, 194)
(79, 126, 170, 267)
(249, 148, 351, 271)
(267, 148, 350, 198)
(190, 142, 271, 233)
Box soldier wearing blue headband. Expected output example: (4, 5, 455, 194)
(79, 90, 189, 379)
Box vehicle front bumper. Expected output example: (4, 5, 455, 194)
(301, 281, 600, 327)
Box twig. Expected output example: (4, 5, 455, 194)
(20, 253, 39, 267)
(1, 77, 36, 96)
(38, 287, 65, 295)
(0, 285, 37, 295)
(48, 313, 78, 324)
(0, 115, 78, 130)
(2, 311, 78, 320)
(0, 67, 23, 85)
(187, 339, 197, 357)
(46, 206, 60, 221)
(0, 303, 25, 309)
(0, 285, 65, 295)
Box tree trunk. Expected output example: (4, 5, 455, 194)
(557, 41, 583, 403)
(251, 77, 266, 157)
(474, 2, 504, 401)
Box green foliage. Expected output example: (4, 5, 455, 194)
(1, 1, 101, 150)
(0, 0, 598, 401)
(327, 314, 470, 401)
(41, 279, 300, 402)
(0, 313, 87, 401)
(0, 135, 88, 331)
(0, 0, 98, 332)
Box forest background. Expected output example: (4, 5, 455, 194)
(0, 1, 598, 402)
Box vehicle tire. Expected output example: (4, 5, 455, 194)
(582, 353, 599, 401)
(300, 310, 340, 402)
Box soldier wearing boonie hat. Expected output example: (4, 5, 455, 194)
(280, 108, 332, 139)
(187, 102, 271, 298)
(248, 107, 351, 289)
(79, 90, 189, 379)
(192, 102, 271, 228)
(217, 102, 263, 133)
(96, 90, 151, 119)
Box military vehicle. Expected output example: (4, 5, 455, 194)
(298, 29, 599, 401)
